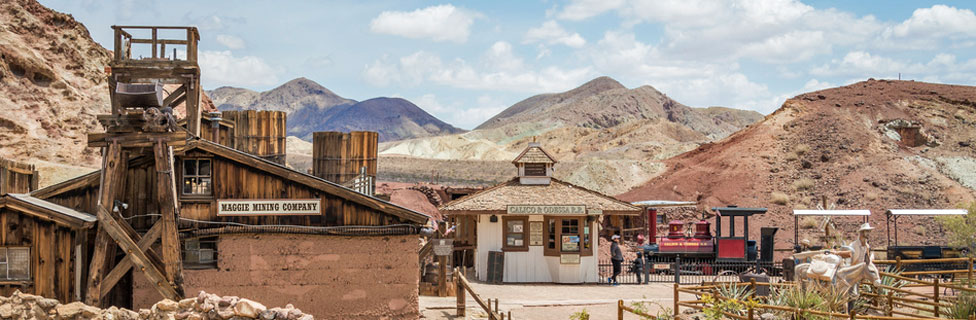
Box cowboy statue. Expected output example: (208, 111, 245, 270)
(794, 222, 882, 300)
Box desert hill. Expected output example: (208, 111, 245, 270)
(618, 79, 976, 247)
(377, 76, 762, 194)
(0, 0, 110, 167)
(210, 78, 464, 142)
(288, 97, 465, 142)
(208, 77, 355, 114)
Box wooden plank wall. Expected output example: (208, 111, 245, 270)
(42, 150, 406, 229)
(221, 111, 286, 165)
(0, 158, 39, 195)
(311, 131, 377, 185)
(199, 118, 234, 149)
(0, 207, 78, 302)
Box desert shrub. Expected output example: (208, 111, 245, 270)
(936, 202, 976, 257)
(793, 178, 815, 191)
(799, 216, 819, 229)
(943, 291, 976, 319)
(771, 192, 790, 205)
(628, 299, 673, 320)
(569, 308, 590, 320)
(865, 192, 878, 201)
(794, 144, 811, 156)
(766, 285, 846, 319)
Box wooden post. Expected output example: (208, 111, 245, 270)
(885, 291, 893, 317)
(748, 304, 754, 320)
(933, 279, 940, 318)
(455, 268, 465, 317)
(438, 255, 448, 297)
(85, 142, 122, 306)
(969, 257, 973, 288)
(750, 278, 757, 298)
(895, 256, 902, 271)
(507, 311, 511, 320)
(848, 308, 855, 320)
(673, 283, 679, 317)
(618, 299, 624, 320)
(154, 140, 184, 297)
(494, 298, 499, 314)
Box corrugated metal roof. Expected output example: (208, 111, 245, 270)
(793, 209, 871, 216)
(6, 193, 97, 222)
(886, 209, 968, 216)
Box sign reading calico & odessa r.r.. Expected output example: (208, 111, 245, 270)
(217, 199, 321, 216)
(506, 205, 586, 215)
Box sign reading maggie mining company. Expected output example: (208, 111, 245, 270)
(507, 205, 587, 215)
(217, 199, 321, 216)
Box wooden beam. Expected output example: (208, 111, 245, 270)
(153, 140, 184, 295)
(162, 84, 186, 108)
(99, 221, 162, 299)
(85, 142, 122, 306)
(95, 206, 179, 301)
(185, 78, 201, 137)
(89, 131, 188, 148)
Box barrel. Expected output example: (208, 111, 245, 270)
(311, 131, 378, 186)
(220, 110, 287, 165)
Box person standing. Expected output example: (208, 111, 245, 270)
(610, 234, 623, 285)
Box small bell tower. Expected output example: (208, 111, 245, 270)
(512, 139, 556, 185)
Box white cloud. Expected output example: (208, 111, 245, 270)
(557, 0, 626, 21)
(801, 79, 833, 92)
(523, 20, 586, 48)
(199, 51, 279, 88)
(215, 34, 245, 49)
(369, 5, 476, 43)
(364, 43, 593, 93)
(886, 5, 976, 41)
(810, 51, 925, 77)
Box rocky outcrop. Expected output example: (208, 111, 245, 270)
(0, 290, 314, 320)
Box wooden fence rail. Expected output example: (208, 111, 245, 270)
(455, 267, 507, 320)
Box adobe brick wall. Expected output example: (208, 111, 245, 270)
(132, 233, 420, 319)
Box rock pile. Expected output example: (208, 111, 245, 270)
(0, 290, 313, 320)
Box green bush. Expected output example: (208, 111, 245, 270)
(936, 202, 976, 257)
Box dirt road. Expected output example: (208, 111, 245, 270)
(420, 282, 696, 320)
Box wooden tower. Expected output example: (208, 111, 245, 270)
(85, 26, 200, 306)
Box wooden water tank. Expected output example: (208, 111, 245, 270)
(0, 158, 38, 195)
(312, 131, 378, 187)
(220, 110, 287, 165)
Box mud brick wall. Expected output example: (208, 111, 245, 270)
(132, 233, 420, 319)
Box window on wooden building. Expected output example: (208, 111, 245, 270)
(543, 217, 592, 256)
(0, 247, 30, 280)
(502, 216, 528, 251)
(182, 159, 212, 196)
(183, 237, 217, 269)
(524, 163, 547, 176)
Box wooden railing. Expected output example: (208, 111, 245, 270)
(455, 267, 508, 320)
(617, 299, 658, 319)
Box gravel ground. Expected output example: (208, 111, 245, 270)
(420, 281, 698, 320)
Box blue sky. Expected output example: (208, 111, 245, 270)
(41, 0, 976, 129)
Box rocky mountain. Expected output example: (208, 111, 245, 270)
(0, 0, 110, 167)
(288, 97, 465, 142)
(618, 79, 976, 247)
(208, 77, 355, 114)
(376, 76, 763, 194)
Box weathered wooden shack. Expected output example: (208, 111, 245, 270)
(0, 193, 95, 302)
(32, 138, 429, 319)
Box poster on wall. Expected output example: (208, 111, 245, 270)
(217, 199, 321, 216)
(560, 254, 580, 264)
(529, 221, 543, 246)
(561, 235, 580, 251)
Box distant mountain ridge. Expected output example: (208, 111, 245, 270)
(207, 78, 464, 142)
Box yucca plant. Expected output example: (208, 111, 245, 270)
(942, 291, 976, 319)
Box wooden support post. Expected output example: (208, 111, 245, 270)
(673, 283, 679, 317)
(438, 255, 447, 297)
(96, 205, 178, 300)
(885, 291, 893, 317)
(969, 257, 974, 288)
(99, 221, 163, 299)
(750, 278, 757, 298)
(895, 256, 902, 271)
(848, 308, 855, 320)
(618, 300, 624, 320)
(748, 304, 754, 320)
(154, 140, 184, 296)
(85, 142, 123, 306)
(185, 78, 201, 137)
(933, 280, 940, 318)
(455, 268, 465, 317)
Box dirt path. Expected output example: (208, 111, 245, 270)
(420, 282, 698, 320)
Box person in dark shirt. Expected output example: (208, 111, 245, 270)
(610, 234, 623, 285)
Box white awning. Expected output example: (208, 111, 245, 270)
(630, 200, 697, 207)
(886, 209, 968, 216)
(793, 209, 871, 216)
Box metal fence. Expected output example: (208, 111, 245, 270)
(599, 256, 783, 285)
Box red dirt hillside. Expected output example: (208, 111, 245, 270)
(618, 79, 976, 248)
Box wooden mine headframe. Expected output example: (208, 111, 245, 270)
(85, 25, 201, 306)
